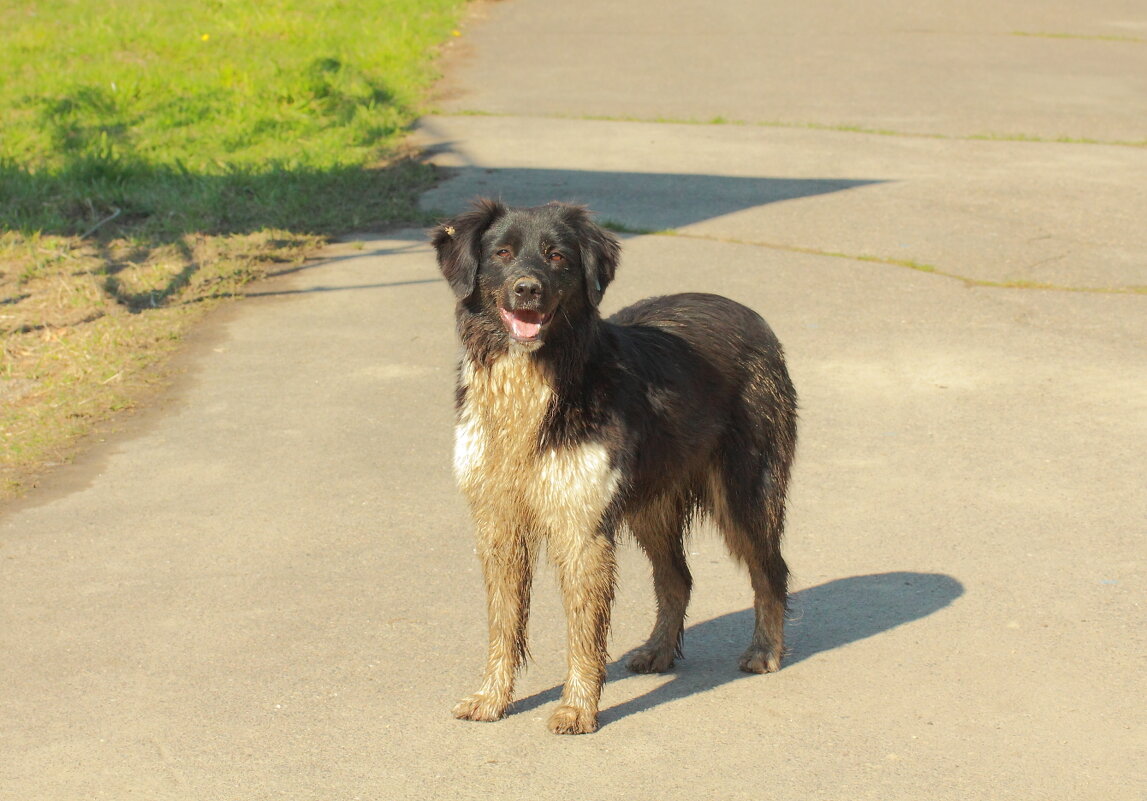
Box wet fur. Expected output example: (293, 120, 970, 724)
(433, 199, 797, 734)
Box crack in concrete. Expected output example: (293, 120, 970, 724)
(606, 227, 1146, 295)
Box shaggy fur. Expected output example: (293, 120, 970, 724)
(432, 199, 797, 734)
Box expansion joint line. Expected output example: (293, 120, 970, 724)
(437, 110, 1147, 148)
(611, 228, 1146, 296)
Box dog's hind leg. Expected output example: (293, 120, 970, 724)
(453, 524, 536, 722)
(547, 529, 617, 734)
(738, 528, 789, 674)
(708, 456, 791, 674)
(714, 361, 797, 673)
(626, 495, 692, 674)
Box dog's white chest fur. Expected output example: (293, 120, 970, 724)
(454, 352, 619, 539)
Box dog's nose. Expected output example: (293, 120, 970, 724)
(513, 277, 542, 299)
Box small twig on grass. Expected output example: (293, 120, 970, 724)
(80, 207, 122, 239)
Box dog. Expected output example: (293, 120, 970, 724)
(432, 199, 797, 734)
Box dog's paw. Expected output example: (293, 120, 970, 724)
(738, 646, 782, 674)
(452, 693, 507, 722)
(626, 647, 675, 674)
(547, 704, 598, 735)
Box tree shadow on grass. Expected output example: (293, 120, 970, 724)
(0, 156, 437, 242)
(0, 153, 439, 322)
(510, 571, 964, 727)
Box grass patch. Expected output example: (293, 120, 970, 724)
(1010, 31, 1146, 45)
(1, 0, 465, 498)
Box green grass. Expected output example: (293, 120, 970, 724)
(1, 0, 465, 497)
(2, 0, 463, 236)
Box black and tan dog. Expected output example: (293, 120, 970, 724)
(432, 199, 797, 734)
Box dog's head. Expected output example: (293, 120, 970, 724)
(431, 199, 620, 350)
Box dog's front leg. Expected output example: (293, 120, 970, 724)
(548, 529, 616, 734)
(453, 523, 536, 722)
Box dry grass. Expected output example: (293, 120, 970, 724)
(0, 229, 320, 497)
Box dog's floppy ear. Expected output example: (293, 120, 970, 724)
(431, 198, 506, 300)
(561, 205, 620, 307)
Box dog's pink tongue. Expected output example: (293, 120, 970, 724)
(507, 310, 542, 339)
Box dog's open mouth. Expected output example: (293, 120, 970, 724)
(500, 307, 551, 342)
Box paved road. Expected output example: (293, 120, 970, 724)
(3, 1, 1144, 799)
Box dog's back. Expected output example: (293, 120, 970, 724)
(606, 292, 795, 508)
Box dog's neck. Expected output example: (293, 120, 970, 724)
(461, 350, 551, 408)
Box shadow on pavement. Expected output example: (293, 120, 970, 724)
(421, 164, 885, 232)
(511, 571, 964, 727)
(242, 277, 443, 297)
(226, 160, 886, 302)
(238, 238, 445, 297)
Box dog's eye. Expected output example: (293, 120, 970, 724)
(495, 248, 512, 259)
(547, 252, 566, 264)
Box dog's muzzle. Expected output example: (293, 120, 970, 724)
(501, 275, 553, 342)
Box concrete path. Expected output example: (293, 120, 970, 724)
(3, 1, 1144, 799)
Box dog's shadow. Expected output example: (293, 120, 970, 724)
(511, 571, 964, 726)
